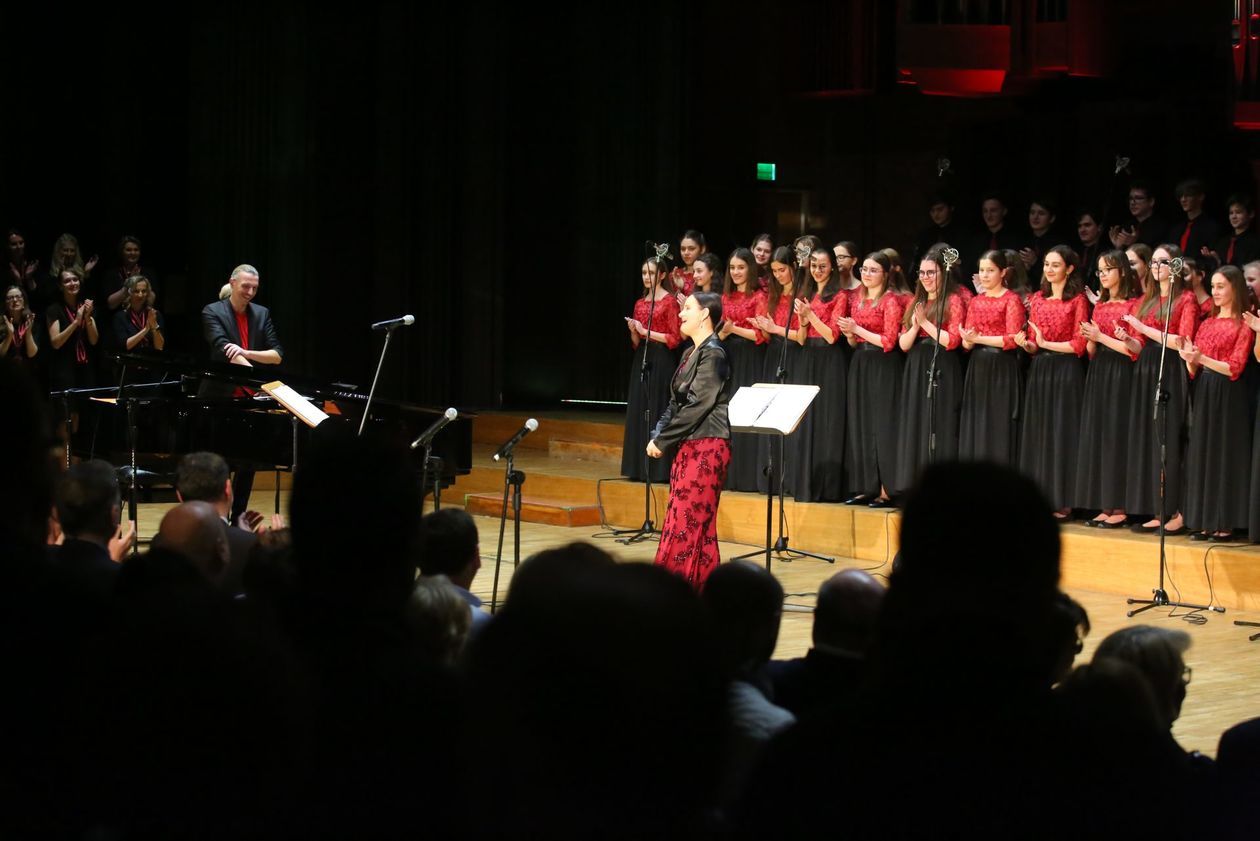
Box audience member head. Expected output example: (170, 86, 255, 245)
(54, 459, 120, 546)
(1093, 625, 1192, 730)
(406, 575, 471, 666)
(927, 192, 954, 226)
(1175, 177, 1206, 216)
(701, 560, 785, 680)
(880, 462, 1060, 692)
(1046, 591, 1090, 686)
(813, 569, 885, 655)
(417, 507, 480, 589)
(466, 545, 725, 835)
(153, 501, 230, 584)
(290, 426, 423, 610)
(175, 451, 232, 515)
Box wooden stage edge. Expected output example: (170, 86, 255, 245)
(594, 480, 1260, 613)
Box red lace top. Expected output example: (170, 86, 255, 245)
(631, 295, 681, 349)
(670, 268, 695, 297)
(1028, 292, 1090, 356)
(1132, 290, 1197, 342)
(722, 289, 767, 344)
(963, 289, 1025, 351)
(1189, 317, 1255, 380)
(956, 284, 975, 304)
(806, 291, 849, 340)
(760, 294, 802, 337)
(1090, 298, 1142, 360)
(1197, 296, 1212, 318)
(905, 292, 965, 345)
(851, 292, 905, 352)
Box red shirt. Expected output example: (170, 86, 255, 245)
(1188, 317, 1255, 380)
(851, 292, 905, 352)
(806, 290, 848, 340)
(1090, 298, 1142, 360)
(760, 294, 802, 337)
(1027, 292, 1090, 356)
(631, 295, 681, 349)
(905, 292, 965, 345)
(963, 289, 1025, 351)
(721, 289, 767, 344)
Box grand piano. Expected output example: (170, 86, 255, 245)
(63, 352, 473, 508)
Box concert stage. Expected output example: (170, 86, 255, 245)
(456, 411, 1260, 613)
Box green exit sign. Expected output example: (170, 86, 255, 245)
(756, 162, 776, 181)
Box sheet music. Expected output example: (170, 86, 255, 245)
(261, 381, 329, 428)
(729, 383, 819, 435)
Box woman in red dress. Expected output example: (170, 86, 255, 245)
(719, 248, 768, 492)
(649, 291, 733, 588)
(1016, 245, 1090, 519)
(1121, 244, 1197, 535)
(958, 250, 1027, 466)
(1074, 251, 1143, 527)
(621, 258, 681, 483)
(838, 251, 905, 507)
(1181, 266, 1256, 540)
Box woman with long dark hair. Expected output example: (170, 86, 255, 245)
(648, 291, 732, 588)
(893, 247, 965, 496)
(1016, 245, 1090, 519)
(719, 247, 768, 492)
(1121, 243, 1197, 535)
(1180, 266, 1255, 541)
(838, 251, 905, 507)
(621, 258, 681, 483)
(670, 230, 707, 297)
(752, 247, 807, 494)
(791, 246, 848, 501)
(685, 252, 722, 304)
(1074, 251, 1142, 527)
(751, 234, 774, 290)
(958, 249, 1026, 465)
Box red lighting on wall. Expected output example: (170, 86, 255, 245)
(899, 68, 1007, 96)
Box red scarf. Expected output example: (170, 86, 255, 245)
(129, 307, 150, 348)
(64, 304, 87, 364)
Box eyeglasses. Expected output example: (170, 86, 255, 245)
(1152, 259, 1174, 267)
(859, 267, 884, 275)
(1128, 194, 1151, 203)
(835, 254, 855, 261)
(918, 269, 939, 277)
(5, 295, 23, 301)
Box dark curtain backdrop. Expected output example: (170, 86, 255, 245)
(0, 2, 1246, 410)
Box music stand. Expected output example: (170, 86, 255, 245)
(729, 383, 828, 571)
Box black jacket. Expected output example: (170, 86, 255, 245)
(199, 298, 284, 397)
(650, 334, 731, 452)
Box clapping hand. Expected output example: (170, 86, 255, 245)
(85, 254, 99, 273)
(146, 308, 159, 329)
(960, 326, 979, 345)
(1012, 329, 1028, 350)
(1079, 321, 1100, 341)
(108, 520, 137, 562)
(836, 316, 856, 337)
(1113, 323, 1131, 342)
(1084, 286, 1100, 306)
(1243, 311, 1260, 333)
(1178, 341, 1201, 365)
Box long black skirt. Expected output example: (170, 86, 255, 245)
(789, 338, 847, 502)
(957, 347, 1022, 466)
(1125, 343, 1189, 518)
(1019, 351, 1086, 511)
(723, 334, 767, 492)
(845, 342, 903, 497)
(759, 336, 805, 495)
(1184, 370, 1253, 533)
(1072, 350, 1136, 511)
(621, 341, 676, 483)
(892, 338, 961, 495)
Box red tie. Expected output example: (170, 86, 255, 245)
(1179, 220, 1193, 252)
(1227, 237, 1237, 265)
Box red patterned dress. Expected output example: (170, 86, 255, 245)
(1183, 315, 1256, 534)
(1018, 291, 1090, 511)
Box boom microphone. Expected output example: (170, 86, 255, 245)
(372, 315, 415, 331)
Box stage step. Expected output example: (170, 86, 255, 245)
(463, 492, 603, 528)
(548, 438, 623, 465)
(473, 412, 624, 451)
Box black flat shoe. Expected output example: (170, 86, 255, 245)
(844, 495, 869, 506)
(1096, 520, 1124, 530)
(1084, 519, 1101, 527)
(1130, 523, 1158, 534)
(867, 498, 894, 509)
(1209, 532, 1235, 543)
(1188, 531, 1211, 542)
(1163, 526, 1187, 537)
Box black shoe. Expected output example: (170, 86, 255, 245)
(1209, 531, 1235, 543)
(1096, 519, 1125, 530)
(868, 498, 894, 509)
(844, 495, 869, 506)
(1130, 522, 1158, 534)
(1188, 531, 1211, 542)
(1084, 518, 1101, 528)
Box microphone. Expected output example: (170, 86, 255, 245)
(1169, 257, 1185, 279)
(372, 315, 415, 331)
(409, 407, 459, 450)
(941, 247, 960, 270)
(1115, 155, 1131, 176)
(492, 418, 538, 461)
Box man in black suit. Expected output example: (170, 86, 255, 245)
(175, 451, 261, 596)
(200, 265, 284, 522)
(49, 459, 133, 604)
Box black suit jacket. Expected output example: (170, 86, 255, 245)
(220, 520, 258, 597)
(199, 298, 284, 397)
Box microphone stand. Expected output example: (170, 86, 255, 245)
(614, 274, 662, 544)
(1127, 263, 1223, 618)
(490, 447, 524, 613)
(358, 321, 403, 437)
(117, 361, 141, 557)
(733, 275, 833, 569)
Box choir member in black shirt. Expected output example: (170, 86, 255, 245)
(111, 275, 165, 353)
(1208, 194, 1260, 269)
(1109, 179, 1167, 249)
(2, 285, 38, 364)
(1167, 179, 1220, 263)
(911, 192, 972, 270)
(973, 193, 1022, 256)
(1075, 208, 1105, 294)
(1018, 198, 1061, 286)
